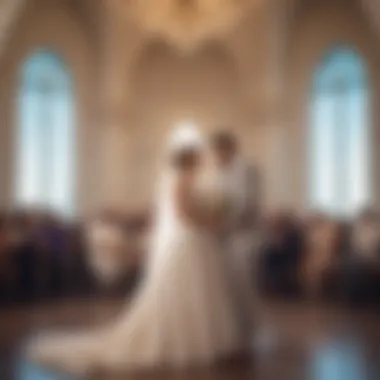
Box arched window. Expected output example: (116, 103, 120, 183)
(309, 47, 370, 216)
(16, 49, 75, 215)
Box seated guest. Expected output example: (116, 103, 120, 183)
(301, 214, 342, 299)
(86, 210, 130, 290)
(258, 211, 304, 297)
(65, 222, 94, 296)
(35, 212, 68, 298)
(351, 209, 380, 259)
(341, 208, 380, 304)
(8, 211, 38, 302)
(0, 214, 14, 304)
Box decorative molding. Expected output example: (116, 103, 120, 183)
(0, 0, 25, 58)
(361, 0, 380, 41)
(113, 0, 260, 52)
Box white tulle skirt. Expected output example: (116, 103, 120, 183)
(28, 224, 244, 374)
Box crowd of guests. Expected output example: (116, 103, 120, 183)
(259, 208, 380, 305)
(0, 206, 379, 308)
(0, 209, 90, 305)
(0, 208, 145, 307)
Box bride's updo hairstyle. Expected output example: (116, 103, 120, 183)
(170, 146, 201, 171)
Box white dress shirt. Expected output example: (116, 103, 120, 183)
(218, 156, 256, 229)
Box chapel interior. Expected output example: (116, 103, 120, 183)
(1, 0, 380, 214)
(0, 0, 380, 379)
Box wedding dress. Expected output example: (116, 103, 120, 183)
(28, 168, 243, 374)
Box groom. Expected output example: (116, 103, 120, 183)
(210, 130, 260, 345)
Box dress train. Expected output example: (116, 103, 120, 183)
(29, 227, 244, 374)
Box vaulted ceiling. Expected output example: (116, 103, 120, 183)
(0, 0, 379, 59)
(0, 0, 103, 58)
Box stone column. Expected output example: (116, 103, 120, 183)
(98, 4, 143, 210)
(265, 0, 291, 211)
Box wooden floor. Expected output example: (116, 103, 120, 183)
(0, 298, 379, 380)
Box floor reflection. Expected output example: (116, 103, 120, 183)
(310, 339, 367, 380)
(16, 360, 70, 380)
(2, 300, 379, 380)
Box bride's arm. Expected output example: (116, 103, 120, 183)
(174, 174, 213, 228)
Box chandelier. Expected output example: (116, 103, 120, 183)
(117, 0, 257, 51)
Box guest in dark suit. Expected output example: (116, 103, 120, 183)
(0, 214, 13, 304)
(301, 214, 344, 300)
(33, 212, 68, 299)
(8, 211, 38, 303)
(340, 209, 380, 305)
(258, 211, 304, 297)
(65, 222, 95, 296)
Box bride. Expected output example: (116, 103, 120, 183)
(28, 133, 245, 374)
